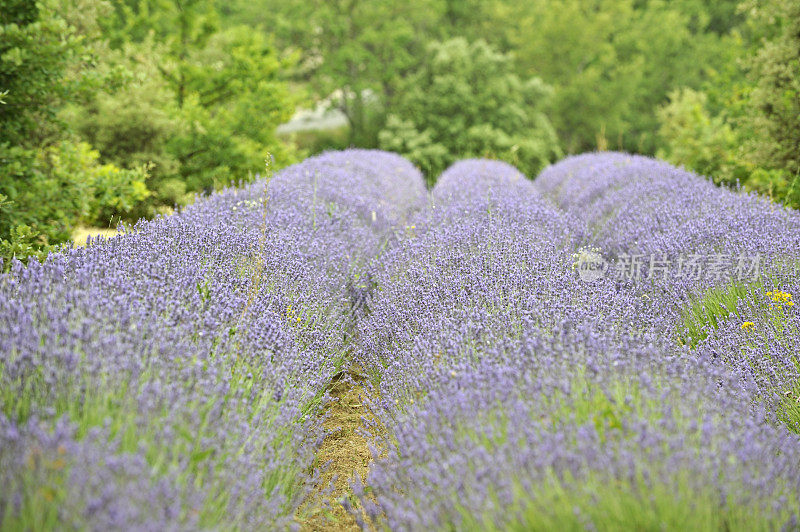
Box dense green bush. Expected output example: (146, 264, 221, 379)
(745, 0, 800, 194)
(0, 141, 149, 244)
(656, 88, 749, 187)
(477, 0, 743, 155)
(0, 0, 151, 259)
(657, 0, 800, 208)
(1, 0, 300, 258)
(378, 38, 561, 183)
(0, 0, 79, 146)
(77, 4, 302, 213)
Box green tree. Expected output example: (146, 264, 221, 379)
(0, 0, 81, 145)
(306, 0, 442, 146)
(744, 0, 800, 185)
(1, 0, 150, 255)
(62, 38, 184, 196)
(1, 142, 149, 243)
(379, 38, 561, 184)
(81, 0, 300, 213)
(657, 0, 800, 209)
(224, 0, 441, 147)
(656, 88, 749, 186)
(484, 0, 741, 154)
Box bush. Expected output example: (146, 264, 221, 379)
(657, 88, 749, 186)
(745, 0, 800, 182)
(0, 141, 149, 245)
(0, 224, 55, 272)
(378, 38, 561, 184)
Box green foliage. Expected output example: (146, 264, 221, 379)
(656, 0, 800, 209)
(62, 39, 185, 190)
(226, 0, 441, 147)
(742, 0, 800, 196)
(379, 38, 561, 183)
(677, 280, 762, 348)
(0, 224, 55, 272)
(0, 0, 156, 254)
(2, 0, 797, 253)
(80, 2, 301, 212)
(778, 382, 800, 434)
(483, 0, 741, 155)
(283, 125, 351, 155)
(378, 116, 449, 182)
(0, 141, 149, 246)
(168, 23, 300, 188)
(1, 0, 299, 250)
(657, 88, 750, 186)
(0, 0, 82, 146)
(497, 474, 789, 531)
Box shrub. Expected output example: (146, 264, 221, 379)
(378, 38, 561, 183)
(0, 141, 149, 246)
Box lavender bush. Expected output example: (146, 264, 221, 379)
(535, 153, 800, 424)
(3, 149, 799, 531)
(351, 158, 800, 530)
(0, 149, 425, 530)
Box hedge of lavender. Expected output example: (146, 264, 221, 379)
(0, 150, 425, 530)
(351, 158, 800, 529)
(3, 150, 800, 530)
(535, 153, 800, 425)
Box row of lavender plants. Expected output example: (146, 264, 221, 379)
(0, 150, 426, 530)
(352, 159, 800, 529)
(535, 153, 800, 428)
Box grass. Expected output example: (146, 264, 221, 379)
(493, 474, 796, 532)
(778, 383, 800, 433)
(677, 279, 764, 348)
(676, 277, 800, 433)
(296, 370, 377, 531)
(70, 225, 119, 246)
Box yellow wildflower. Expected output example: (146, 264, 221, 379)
(741, 322, 755, 331)
(768, 290, 793, 305)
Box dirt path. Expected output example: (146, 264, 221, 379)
(297, 371, 376, 531)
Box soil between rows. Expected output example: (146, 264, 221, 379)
(297, 371, 377, 531)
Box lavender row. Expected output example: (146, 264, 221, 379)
(352, 159, 800, 529)
(0, 150, 426, 530)
(535, 152, 800, 421)
(534, 152, 800, 267)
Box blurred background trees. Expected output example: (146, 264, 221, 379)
(378, 38, 560, 184)
(1, 0, 799, 261)
(1, 0, 297, 262)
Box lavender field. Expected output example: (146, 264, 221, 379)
(2, 150, 800, 531)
